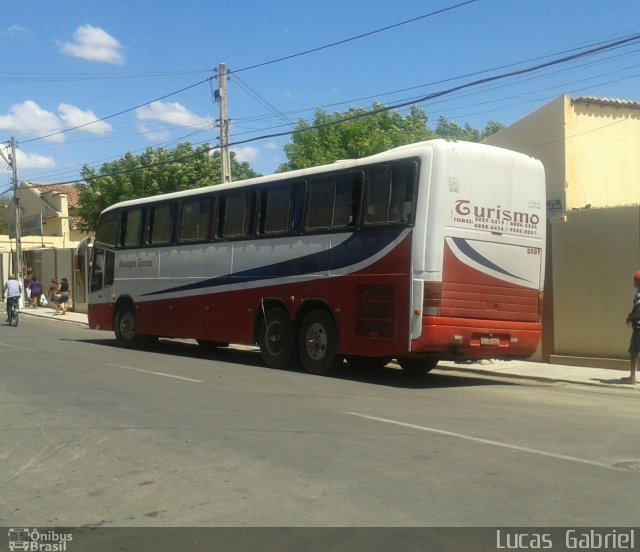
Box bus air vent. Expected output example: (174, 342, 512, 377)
(355, 284, 396, 339)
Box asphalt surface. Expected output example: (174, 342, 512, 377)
(12, 303, 639, 391)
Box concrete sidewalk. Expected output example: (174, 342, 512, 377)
(10, 305, 640, 391)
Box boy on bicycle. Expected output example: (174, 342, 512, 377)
(3, 274, 22, 323)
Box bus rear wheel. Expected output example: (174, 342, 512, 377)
(258, 308, 297, 370)
(398, 357, 438, 380)
(299, 309, 341, 375)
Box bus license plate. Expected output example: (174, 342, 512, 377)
(480, 336, 500, 346)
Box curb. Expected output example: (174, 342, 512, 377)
(437, 364, 639, 390)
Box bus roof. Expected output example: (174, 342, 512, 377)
(99, 139, 537, 214)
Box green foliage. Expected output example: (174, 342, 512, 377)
(279, 104, 433, 172)
(434, 116, 504, 142)
(278, 103, 505, 172)
(75, 143, 259, 231)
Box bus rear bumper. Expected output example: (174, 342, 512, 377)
(412, 316, 541, 359)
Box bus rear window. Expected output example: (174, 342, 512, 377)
(364, 161, 416, 225)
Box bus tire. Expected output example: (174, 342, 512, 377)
(398, 357, 438, 380)
(258, 308, 297, 370)
(299, 309, 341, 375)
(114, 304, 141, 348)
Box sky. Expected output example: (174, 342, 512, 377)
(1, 0, 640, 192)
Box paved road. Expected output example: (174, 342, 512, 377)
(2, 315, 640, 530)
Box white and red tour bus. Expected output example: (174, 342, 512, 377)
(88, 139, 546, 376)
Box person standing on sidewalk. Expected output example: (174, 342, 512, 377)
(625, 270, 640, 384)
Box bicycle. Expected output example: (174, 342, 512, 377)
(7, 297, 19, 327)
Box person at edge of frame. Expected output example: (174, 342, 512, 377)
(625, 270, 640, 384)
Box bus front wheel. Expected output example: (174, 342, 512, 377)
(258, 308, 297, 370)
(299, 309, 341, 375)
(114, 305, 140, 347)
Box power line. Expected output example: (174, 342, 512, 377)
(45, 32, 640, 186)
(19, 77, 213, 145)
(227, 33, 640, 147)
(231, 0, 479, 74)
(9, 1, 478, 149)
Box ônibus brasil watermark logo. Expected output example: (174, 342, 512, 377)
(8, 529, 73, 552)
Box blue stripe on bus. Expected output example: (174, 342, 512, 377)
(451, 237, 526, 281)
(142, 227, 405, 297)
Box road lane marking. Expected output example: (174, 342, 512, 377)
(346, 412, 626, 472)
(105, 363, 204, 383)
(0, 342, 31, 352)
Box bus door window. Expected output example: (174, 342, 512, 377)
(90, 248, 114, 293)
(90, 248, 105, 292)
(104, 250, 115, 287)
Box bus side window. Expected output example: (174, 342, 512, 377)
(290, 182, 305, 233)
(306, 177, 334, 230)
(364, 161, 416, 225)
(334, 172, 362, 227)
(364, 166, 391, 225)
(389, 162, 416, 223)
(148, 203, 174, 245)
(121, 208, 145, 247)
(179, 197, 212, 242)
(95, 212, 119, 247)
(221, 190, 256, 238)
(260, 183, 290, 234)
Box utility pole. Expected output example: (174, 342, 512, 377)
(0, 137, 21, 281)
(217, 63, 232, 183)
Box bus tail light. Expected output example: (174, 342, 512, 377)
(538, 291, 544, 322)
(423, 281, 442, 316)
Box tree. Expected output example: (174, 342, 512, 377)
(278, 103, 505, 172)
(75, 143, 259, 231)
(278, 104, 434, 172)
(434, 116, 504, 142)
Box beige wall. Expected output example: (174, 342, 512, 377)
(551, 206, 640, 359)
(485, 94, 640, 213)
(483, 95, 567, 212)
(566, 100, 640, 209)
